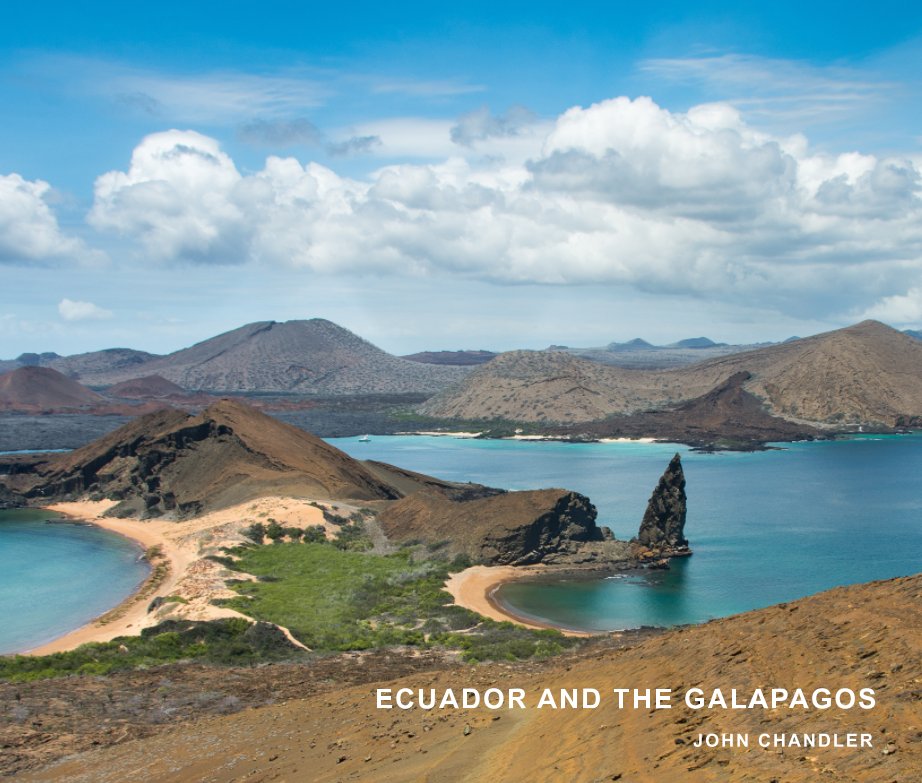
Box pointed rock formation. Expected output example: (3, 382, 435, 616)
(637, 454, 690, 557)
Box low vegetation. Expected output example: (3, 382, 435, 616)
(0, 522, 580, 682)
(219, 538, 577, 661)
(0, 619, 299, 682)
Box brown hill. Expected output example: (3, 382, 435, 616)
(546, 371, 825, 446)
(19, 573, 921, 782)
(422, 321, 922, 428)
(3, 400, 615, 565)
(0, 367, 104, 411)
(12, 400, 402, 517)
(378, 488, 626, 565)
(690, 319, 922, 426)
(74, 319, 471, 394)
(419, 350, 676, 423)
(106, 375, 187, 398)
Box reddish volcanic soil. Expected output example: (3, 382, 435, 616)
(11, 574, 921, 783)
(0, 366, 103, 410)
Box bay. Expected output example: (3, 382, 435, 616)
(0, 509, 149, 654)
(331, 433, 922, 631)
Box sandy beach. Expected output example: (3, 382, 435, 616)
(23, 498, 596, 656)
(26, 497, 344, 655)
(443, 565, 594, 637)
(407, 430, 483, 438)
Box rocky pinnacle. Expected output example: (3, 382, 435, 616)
(637, 453, 690, 554)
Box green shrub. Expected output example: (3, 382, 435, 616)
(0, 619, 304, 682)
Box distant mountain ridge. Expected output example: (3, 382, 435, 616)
(4, 319, 922, 434)
(55, 320, 472, 395)
(401, 350, 497, 366)
(557, 336, 771, 369)
(422, 320, 922, 429)
(0, 348, 157, 377)
(670, 337, 725, 349)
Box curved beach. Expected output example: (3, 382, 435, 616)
(27, 501, 194, 655)
(25, 497, 333, 655)
(444, 565, 594, 637)
(27, 501, 596, 655)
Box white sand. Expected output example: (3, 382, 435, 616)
(27, 497, 331, 654)
(444, 565, 592, 637)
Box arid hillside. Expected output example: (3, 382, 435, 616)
(422, 320, 922, 427)
(0, 348, 158, 377)
(6, 400, 405, 517)
(0, 366, 104, 411)
(75, 319, 471, 394)
(17, 572, 920, 782)
(106, 375, 187, 398)
(1, 400, 616, 565)
(420, 349, 679, 423)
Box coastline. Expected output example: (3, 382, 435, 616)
(22, 497, 335, 656)
(444, 565, 596, 638)
(26, 501, 192, 655)
(21, 498, 604, 655)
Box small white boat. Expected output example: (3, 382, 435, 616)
(358, 434, 371, 442)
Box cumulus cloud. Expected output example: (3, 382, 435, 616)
(0, 173, 93, 264)
(87, 98, 922, 319)
(89, 130, 250, 263)
(58, 298, 112, 321)
(859, 286, 922, 325)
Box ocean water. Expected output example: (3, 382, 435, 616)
(0, 509, 150, 654)
(331, 433, 922, 632)
(2, 433, 919, 653)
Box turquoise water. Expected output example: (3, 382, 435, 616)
(0, 509, 150, 654)
(2, 433, 919, 652)
(331, 433, 922, 632)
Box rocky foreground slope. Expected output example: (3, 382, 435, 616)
(16, 573, 920, 783)
(422, 320, 922, 429)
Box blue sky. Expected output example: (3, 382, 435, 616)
(3, 1, 922, 357)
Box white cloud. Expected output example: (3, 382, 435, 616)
(87, 97, 922, 320)
(23, 55, 483, 127)
(639, 54, 893, 125)
(58, 298, 113, 321)
(860, 287, 922, 324)
(85, 60, 329, 124)
(89, 130, 249, 263)
(450, 105, 538, 146)
(0, 173, 94, 264)
(339, 118, 458, 159)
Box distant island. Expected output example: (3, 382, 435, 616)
(1, 319, 921, 452)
